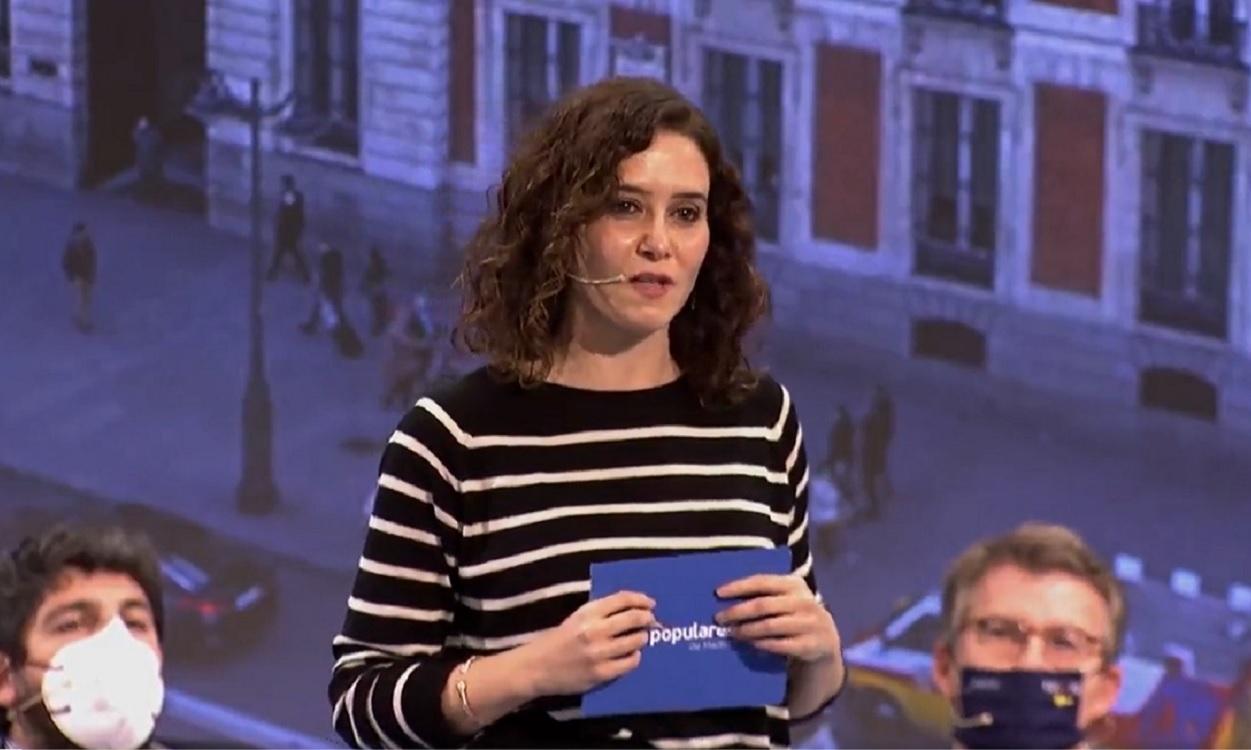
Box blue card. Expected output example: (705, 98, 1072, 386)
(582, 547, 791, 717)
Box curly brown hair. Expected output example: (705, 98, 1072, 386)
(453, 77, 770, 407)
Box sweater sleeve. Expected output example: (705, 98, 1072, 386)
(328, 404, 469, 748)
(776, 384, 817, 595)
(777, 384, 847, 722)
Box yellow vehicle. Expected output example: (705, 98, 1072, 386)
(834, 557, 1248, 748)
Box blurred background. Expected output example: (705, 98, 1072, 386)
(1, 0, 1250, 747)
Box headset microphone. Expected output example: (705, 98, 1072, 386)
(567, 272, 628, 285)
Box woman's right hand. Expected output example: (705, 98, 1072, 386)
(520, 590, 658, 697)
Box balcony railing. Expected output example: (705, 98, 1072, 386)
(905, 0, 1007, 25)
(1139, 287, 1228, 339)
(914, 238, 996, 289)
(1135, 1, 1247, 67)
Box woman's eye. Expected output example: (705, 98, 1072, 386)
(674, 206, 702, 222)
(610, 200, 640, 215)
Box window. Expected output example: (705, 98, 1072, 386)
(1139, 131, 1233, 338)
(702, 50, 783, 242)
(912, 89, 1000, 288)
(0, 0, 11, 80)
(1207, 0, 1238, 45)
(505, 13, 580, 152)
(1137, 0, 1243, 65)
(1167, 0, 1237, 44)
(290, 0, 359, 154)
(908, 0, 1005, 22)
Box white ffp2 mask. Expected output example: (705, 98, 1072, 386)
(36, 616, 165, 750)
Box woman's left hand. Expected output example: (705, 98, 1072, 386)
(714, 574, 841, 664)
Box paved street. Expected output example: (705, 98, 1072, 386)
(3, 174, 1251, 747)
(0, 174, 431, 573)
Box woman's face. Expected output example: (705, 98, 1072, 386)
(569, 130, 711, 343)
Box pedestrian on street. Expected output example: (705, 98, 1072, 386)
(267, 174, 310, 283)
(361, 244, 391, 337)
(60, 222, 97, 333)
(131, 116, 164, 197)
(860, 385, 894, 517)
(806, 471, 846, 560)
(826, 405, 856, 503)
(301, 242, 363, 359)
(330, 77, 846, 749)
(300, 242, 346, 336)
(380, 292, 437, 409)
(871, 385, 895, 492)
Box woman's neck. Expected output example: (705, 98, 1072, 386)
(548, 330, 679, 392)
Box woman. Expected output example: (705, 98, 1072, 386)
(329, 77, 844, 749)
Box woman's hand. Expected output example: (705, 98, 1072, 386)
(714, 574, 840, 664)
(519, 590, 658, 697)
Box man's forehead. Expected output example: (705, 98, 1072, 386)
(34, 568, 151, 620)
(966, 564, 1112, 630)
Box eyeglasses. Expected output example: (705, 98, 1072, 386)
(962, 616, 1108, 669)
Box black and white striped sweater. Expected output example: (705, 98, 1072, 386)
(329, 367, 819, 749)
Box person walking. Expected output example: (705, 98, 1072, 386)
(826, 405, 856, 508)
(131, 116, 164, 196)
(267, 174, 310, 283)
(61, 222, 97, 333)
(361, 245, 391, 337)
(860, 385, 895, 517)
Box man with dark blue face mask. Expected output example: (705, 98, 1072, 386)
(931, 523, 1125, 750)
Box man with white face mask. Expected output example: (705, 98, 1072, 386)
(0, 524, 167, 750)
(931, 523, 1125, 750)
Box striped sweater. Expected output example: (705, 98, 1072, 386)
(329, 367, 821, 748)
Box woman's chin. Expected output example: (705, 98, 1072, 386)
(615, 310, 679, 339)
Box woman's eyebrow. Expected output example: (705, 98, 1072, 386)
(618, 183, 708, 202)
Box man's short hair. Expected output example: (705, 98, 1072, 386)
(0, 523, 165, 664)
(938, 522, 1126, 660)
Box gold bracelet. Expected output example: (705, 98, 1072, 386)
(455, 655, 480, 726)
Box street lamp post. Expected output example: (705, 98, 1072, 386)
(188, 73, 293, 515)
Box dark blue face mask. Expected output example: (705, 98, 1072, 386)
(952, 667, 1085, 749)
